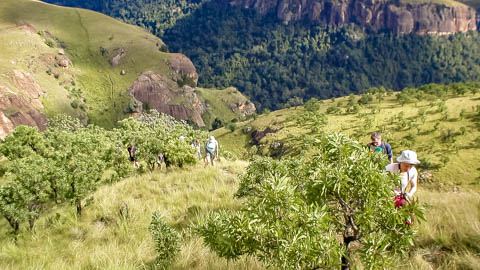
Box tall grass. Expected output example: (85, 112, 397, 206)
(0, 160, 262, 270)
(405, 189, 480, 270)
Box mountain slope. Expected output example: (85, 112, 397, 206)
(214, 84, 480, 186)
(0, 0, 254, 136)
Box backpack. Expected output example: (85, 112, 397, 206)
(206, 139, 216, 152)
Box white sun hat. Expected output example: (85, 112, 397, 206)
(396, 150, 420, 165)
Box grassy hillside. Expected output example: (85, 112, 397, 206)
(214, 87, 480, 187)
(0, 86, 478, 268)
(0, 161, 478, 269)
(0, 0, 171, 127)
(0, 161, 263, 270)
(0, 0, 250, 129)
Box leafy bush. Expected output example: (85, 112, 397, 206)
(326, 106, 341, 114)
(226, 122, 236, 132)
(199, 133, 423, 269)
(304, 98, 320, 111)
(149, 212, 181, 269)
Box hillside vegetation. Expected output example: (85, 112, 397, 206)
(0, 84, 478, 269)
(41, 0, 480, 111)
(215, 83, 480, 186)
(0, 0, 250, 132)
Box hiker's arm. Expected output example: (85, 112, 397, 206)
(386, 144, 393, 163)
(407, 178, 417, 198)
(216, 144, 219, 157)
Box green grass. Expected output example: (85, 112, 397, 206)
(0, 0, 252, 128)
(0, 160, 263, 270)
(0, 159, 478, 269)
(215, 92, 480, 186)
(0, 0, 171, 127)
(197, 87, 252, 128)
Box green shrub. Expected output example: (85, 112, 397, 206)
(227, 122, 236, 132)
(199, 133, 423, 269)
(149, 212, 180, 269)
(45, 39, 55, 48)
(304, 98, 319, 111)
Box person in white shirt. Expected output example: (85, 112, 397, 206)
(205, 135, 219, 167)
(385, 150, 420, 199)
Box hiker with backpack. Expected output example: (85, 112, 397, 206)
(157, 153, 164, 170)
(205, 135, 219, 167)
(367, 132, 393, 163)
(127, 144, 138, 168)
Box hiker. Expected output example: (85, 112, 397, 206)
(157, 153, 164, 170)
(194, 139, 201, 159)
(127, 144, 138, 168)
(205, 135, 219, 167)
(386, 150, 420, 202)
(367, 132, 393, 163)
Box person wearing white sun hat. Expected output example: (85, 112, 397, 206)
(205, 135, 219, 167)
(385, 150, 420, 199)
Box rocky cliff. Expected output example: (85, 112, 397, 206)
(128, 71, 206, 127)
(227, 0, 477, 34)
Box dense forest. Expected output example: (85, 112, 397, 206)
(43, 0, 480, 110)
(43, 0, 202, 36)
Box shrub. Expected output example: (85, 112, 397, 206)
(227, 122, 236, 132)
(304, 98, 320, 111)
(45, 39, 55, 48)
(149, 212, 180, 269)
(211, 118, 223, 130)
(199, 133, 423, 269)
(326, 106, 341, 114)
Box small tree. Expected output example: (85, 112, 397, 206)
(0, 156, 51, 233)
(304, 98, 320, 111)
(199, 133, 423, 269)
(149, 212, 181, 269)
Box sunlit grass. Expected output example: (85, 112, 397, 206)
(0, 160, 263, 270)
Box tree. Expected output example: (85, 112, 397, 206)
(0, 156, 51, 233)
(149, 212, 181, 269)
(199, 133, 423, 269)
(304, 98, 320, 111)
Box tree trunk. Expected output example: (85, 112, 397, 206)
(6, 216, 19, 234)
(76, 200, 82, 216)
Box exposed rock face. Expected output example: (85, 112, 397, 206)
(168, 53, 199, 86)
(229, 100, 256, 117)
(9, 70, 45, 108)
(128, 71, 206, 126)
(227, 0, 477, 34)
(0, 86, 47, 139)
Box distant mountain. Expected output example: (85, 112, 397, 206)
(0, 0, 254, 137)
(41, 0, 480, 110)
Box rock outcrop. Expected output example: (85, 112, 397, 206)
(168, 53, 199, 86)
(128, 71, 206, 126)
(0, 86, 47, 139)
(227, 0, 477, 34)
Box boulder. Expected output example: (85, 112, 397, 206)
(9, 70, 45, 105)
(168, 53, 198, 86)
(110, 48, 127, 66)
(128, 71, 205, 126)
